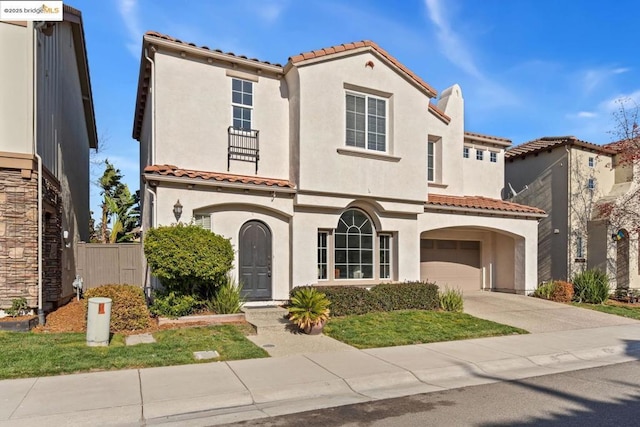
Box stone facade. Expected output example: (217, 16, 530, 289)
(0, 168, 62, 310)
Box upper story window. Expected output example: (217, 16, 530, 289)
(490, 152, 497, 163)
(463, 146, 470, 158)
(588, 157, 595, 167)
(576, 235, 584, 258)
(476, 149, 484, 161)
(232, 78, 253, 130)
(587, 178, 595, 190)
(427, 141, 435, 182)
(346, 92, 386, 152)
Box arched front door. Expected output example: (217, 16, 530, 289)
(239, 221, 272, 300)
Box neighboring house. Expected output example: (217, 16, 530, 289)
(0, 6, 97, 316)
(133, 34, 544, 301)
(505, 136, 640, 289)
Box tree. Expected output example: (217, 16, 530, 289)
(144, 224, 234, 300)
(96, 159, 140, 243)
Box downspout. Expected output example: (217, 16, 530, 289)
(144, 45, 157, 228)
(566, 145, 572, 279)
(33, 23, 45, 325)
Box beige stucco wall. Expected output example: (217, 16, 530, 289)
(153, 51, 289, 180)
(293, 51, 429, 203)
(0, 22, 33, 154)
(461, 139, 506, 198)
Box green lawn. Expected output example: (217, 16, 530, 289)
(323, 310, 527, 349)
(573, 301, 640, 320)
(0, 324, 268, 380)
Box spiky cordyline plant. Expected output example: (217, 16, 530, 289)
(288, 287, 331, 331)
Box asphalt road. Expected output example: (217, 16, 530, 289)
(223, 361, 640, 427)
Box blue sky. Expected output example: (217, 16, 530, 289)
(74, 0, 640, 216)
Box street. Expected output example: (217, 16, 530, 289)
(224, 361, 640, 426)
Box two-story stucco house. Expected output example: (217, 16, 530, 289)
(133, 33, 544, 301)
(0, 6, 97, 318)
(505, 136, 640, 289)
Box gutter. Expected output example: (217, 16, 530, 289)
(424, 204, 547, 219)
(33, 23, 44, 325)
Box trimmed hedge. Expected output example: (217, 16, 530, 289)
(370, 282, 439, 311)
(85, 284, 151, 332)
(291, 281, 439, 316)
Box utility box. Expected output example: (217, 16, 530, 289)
(86, 297, 112, 346)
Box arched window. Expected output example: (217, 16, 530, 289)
(335, 209, 373, 279)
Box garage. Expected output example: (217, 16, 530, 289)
(420, 239, 481, 291)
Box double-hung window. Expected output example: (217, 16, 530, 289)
(463, 147, 470, 158)
(379, 235, 391, 279)
(588, 178, 595, 190)
(588, 157, 595, 168)
(346, 92, 386, 152)
(317, 232, 328, 280)
(232, 79, 253, 130)
(476, 149, 484, 161)
(427, 141, 435, 182)
(490, 152, 497, 163)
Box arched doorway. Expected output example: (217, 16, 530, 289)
(239, 221, 272, 300)
(616, 229, 629, 289)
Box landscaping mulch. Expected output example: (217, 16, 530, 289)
(33, 299, 255, 335)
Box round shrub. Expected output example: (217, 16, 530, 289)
(149, 291, 203, 318)
(144, 224, 234, 299)
(84, 284, 150, 332)
(439, 287, 464, 312)
(550, 280, 574, 303)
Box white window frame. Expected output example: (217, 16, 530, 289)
(317, 231, 329, 280)
(588, 157, 595, 167)
(231, 78, 253, 130)
(427, 141, 435, 182)
(587, 178, 595, 190)
(490, 151, 498, 163)
(476, 149, 484, 161)
(193, 214, 211, 231)
(379, 234, 392, 279)
(463, 146, 470, 158)
(345, 91, 388, 153)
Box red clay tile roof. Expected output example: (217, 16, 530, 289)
(426, 194, 546, 216)
(144, 31, 284, 67)
(289, 40, 438, 98)
(464, 131, 512, 146)
(429, 103, 451, 123)
(505, 136, 617, 159)
(144, 165, 295, 189)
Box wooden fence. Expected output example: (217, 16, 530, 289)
(76, 243, 143, 289)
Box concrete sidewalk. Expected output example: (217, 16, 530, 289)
(2, 323, 640, 427)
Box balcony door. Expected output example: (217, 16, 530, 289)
(239, 221, 272, 300)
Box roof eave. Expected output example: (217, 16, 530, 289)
(424, 203, 547, 219)
(143, 172, 297, 194)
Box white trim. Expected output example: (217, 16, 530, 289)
(345, 90, 388, 154)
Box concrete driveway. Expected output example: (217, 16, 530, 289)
(464, 291, 640, 333)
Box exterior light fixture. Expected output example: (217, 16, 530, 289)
(173, 200, 183, 221)
(611, 229, 626, 241)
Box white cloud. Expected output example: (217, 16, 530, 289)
(116, 0, 143, 58)
(256, 0, 288, 24)
(424, 0, 481, 78)
(578, 111, 597, 118)
(582, 66, 631, 93)
(601, 90, 640, 112)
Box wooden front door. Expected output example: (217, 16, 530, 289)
(239, 221, 272, 300)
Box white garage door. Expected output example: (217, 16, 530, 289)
(420, 239, 481, 291)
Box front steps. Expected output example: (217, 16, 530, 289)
(242, 306, 291, 334)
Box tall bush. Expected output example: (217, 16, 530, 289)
(144, 224, 234, 299)
(572, 269, 610, 304)
(85, 284, 150, 331)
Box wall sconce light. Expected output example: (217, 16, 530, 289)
(611, 229, 626, 241)
(173, 199, 183, 222)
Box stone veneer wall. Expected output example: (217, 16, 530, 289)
(0, 168, 62, 309)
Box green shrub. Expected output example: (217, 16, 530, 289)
(532, 281, 555, 300)
(288, 287, 331, 331)
(144, 224, 234, 300)
(439, 287, 464, 312)
(370, 282, 439, 311)
(85, 284, 150, 331)
(5, 297, 29, 317)
(150, 291, 203, 318)
(207, 277, 245, 314)
(298, 286, 382, 316)
(572, 269, 610, 304)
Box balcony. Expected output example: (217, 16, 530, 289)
(228, 126, 259, 174)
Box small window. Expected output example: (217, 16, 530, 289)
(317, 232, 328, 280)
(576, 235, 584, 258)
(463, 147, 470, 158)
(194, 214, 211, 230)
(427, 141, 435, 182)
(588, 157, 595, 167)
(231, 78, 253, 130)
(346, 92, 387, 152)
(588, 178, 595, 190)
(476, 149, 484, 161)
(380, 235, 391, 279)
(490, 152, 497, 163)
